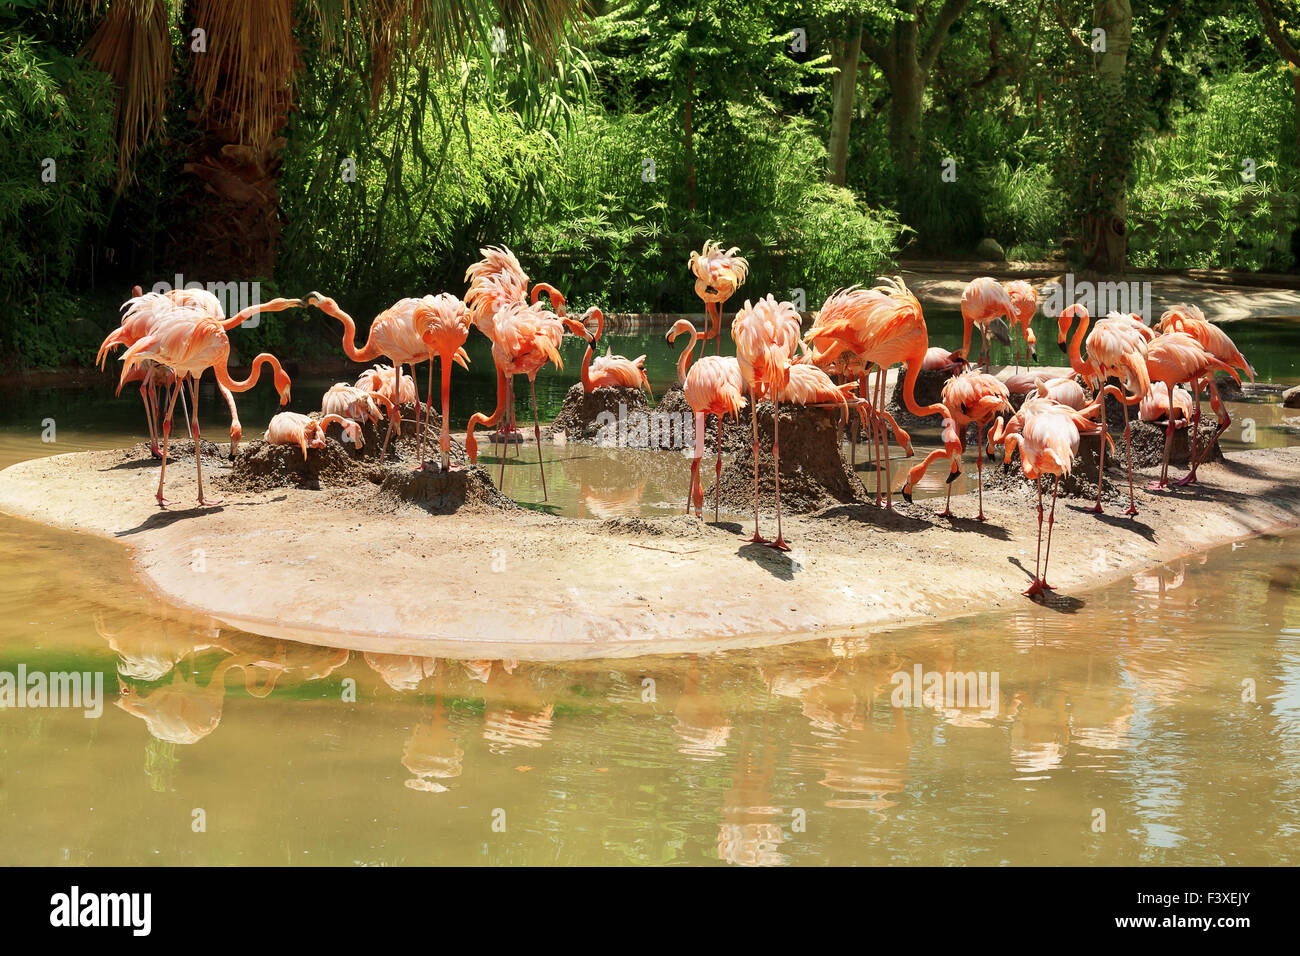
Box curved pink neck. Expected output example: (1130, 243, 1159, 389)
(215, 353, 285, 393)
(675, 325, 700, 383)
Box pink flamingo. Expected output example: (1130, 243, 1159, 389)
(902, 369, 1010, 520)
(961, 277, 1015, 369)
(1139, 381, 1194, 426)
(1005, 371, 1088, 409)
(1003, 280, 1038, 371)
(688, 241, 750, 356)
(577, 307, 652, 396)
(731, 295, 803, 549)
(1158, 304, 1255, 477)
(414, 294, 473, 472)
(805, 278, 953, 510)
(667, 319, 748, 521)
(264, 411, 362, 459)
(118, 309, 292, 506)
(991, 383, 1110, 597)
(321, 383, 396, 427)
(465, 301, 569, 499)
(1144, 332, 1240, 489)
(921, 346, 969, 373)
(307, 293, 444, 460)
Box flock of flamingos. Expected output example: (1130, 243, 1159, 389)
(96, 242, 1254, 597)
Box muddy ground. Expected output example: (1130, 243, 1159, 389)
(3, 438, 1299, 659)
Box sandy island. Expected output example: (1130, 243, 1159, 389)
(2, 437, 1299, 660)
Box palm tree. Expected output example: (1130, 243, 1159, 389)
(75, 0, 586, 277)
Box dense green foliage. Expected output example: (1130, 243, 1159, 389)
(2, 0, 1300, 369)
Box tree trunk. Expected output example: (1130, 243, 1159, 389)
(1083, 0, 1133, 274)
(827, 17, 864, 186)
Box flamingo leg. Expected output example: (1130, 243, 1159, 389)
(1176, 376, 1202, 486)
(690, 411, 704, 517)
(768, 395, 789, 551)
(1091, 365, 1107, 514)
(872, 368, 884, 505)
(380, 363, 403, 459)
(1123, 407, 1137, 516)
(528, 377, 547, 502)
(976, 421, 985, 521)
(1041, 475, 1059, 590)
(155, 380, 183, 507)
(189, 376, 219, 506)
(1195, 380, 1232, 479)
(1025, 475, 1044, 596)
(715, 413, 723, 523)
(1151, 399, 1178, 490)
(499, 377, 513, 493)
(881, 370, 894, 510)
(140, 379, 159, 457)
(748, 387, 767, 543)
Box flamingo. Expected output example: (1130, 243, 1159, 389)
(1144, 332, 1241, 489)
(805, 278, 954, 510)
(1158, 304, 1255, 477)
(688, 240, 750, 357)
(576, 307, 652, 396)
(1005, 371, 1088, 409)
(355, 364, 419, 406)
(465, 300, 569, 499)
(731, 294, 803, 549)
(1074, 310, 1153, 515)
(960, 277, 1016, 370)
(667, 319, 748, 521)
(321, 383, 396, 428)
(118, 309, 292, 506)
(100, 285, 293, 455)
(902, 369, 1011, 520)
(306, 293, 441, 460)
(264, 411, 363, 459)
(1139, 381, 1194, 426)
(991, 382, 1110, 597)
(414, 294, 473, 472)
(1003, 280, 1038, 371)
(118, 360, 177, 458)
(921, 346, 969, 373)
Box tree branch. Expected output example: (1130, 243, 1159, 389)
(1256, 0, 1300, 68)
(919, 0, 970, 74)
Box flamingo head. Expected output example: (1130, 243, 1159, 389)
(667, 318, 696, 345)
(274, 368, 292, 405)
(1025, 327, 1037, 361)
(1057, 304, 1087, 347)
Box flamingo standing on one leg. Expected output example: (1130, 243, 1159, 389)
(991, 382, 1110, 597)
(1003, 280, 1038, 372)
(414, 294, 473, 473)
(902, 369, 1010, 520)
(667, 319, 748, 521)
(689, 241, 750, 357)
(1143, 332, 1241, 489)
(961, 277, 1016, 370)
(118, 309, 292, 506)
(731, 295, 803, 549)
(577, 307, 653, 396)
(1158, 304, 1255, 481)
(307, 294, 439, 461)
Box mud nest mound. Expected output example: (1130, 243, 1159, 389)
(550, 383, 657, 445)
(1099, 418, 1224, 470)
(599, 515, 706, 538)
(888, 367, 956, 429)
(706, 401, 867, 514)
(377, 465, 515, 514)
(321, 415, 467, 467)
(127, 439, 231, 463)
(224, 438, 382, 493)
(655, 385, 751, 454)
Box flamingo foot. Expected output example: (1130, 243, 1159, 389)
(1175, 472, 1198, 487)
(1088, 504, 1104, 514)
(155, 494, 172, 508)
(149, 444, 162, 460)
(938, 508, 953, 518)
(767, 536, 791, 552)
(1146, 480, 1167, 491)
(976, 511, 987, 521)
(1124, 503, 1139, 516)
(748, 532, 769, 545)
(198, 496, 222, 507)
(1024, 579, 1046, 598)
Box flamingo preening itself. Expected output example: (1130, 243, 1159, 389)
(731, 294, 803, 549)
(960, 277, 1016, 370)
(688, 241, 750, 357)
(264, 412, 363, 459)
(902, 369, 1011, 521)
(1158, 304, 1255, 477)
(1004, 371, 1088, 409)
(805, 277, 954, 510)
(1144, 332, 1241, 489)
(118, 308, 293, 506)
(307, 293, 443, 461)
(577, 307, 652, 397)
(667, 318, 747, 521)
(990, 382, 1112, 597)
(1140, 381, 1194, 427)
(414, 294, 473, 472)
(321, 383, 396, 428)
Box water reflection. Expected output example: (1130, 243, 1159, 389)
(0, 519, 1297, 864)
